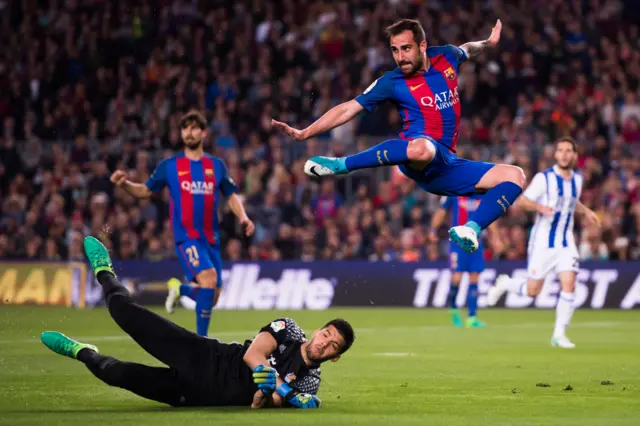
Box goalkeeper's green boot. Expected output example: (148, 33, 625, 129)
(41, 331, 98, 360)
(450, 309, 464, 328)
(465, 316, 486, 328)
(83, 236, 115, 277)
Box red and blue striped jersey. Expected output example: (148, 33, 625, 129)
(440, 194, 483, 226)
(145, 153, 238, 245)
(355, 45, 467, 151)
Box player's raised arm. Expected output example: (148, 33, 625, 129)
(459, 19, 502, 59)
(272, 73, 393, 141)
(272, 99, 364, 141)
(110, 170, 153, 199)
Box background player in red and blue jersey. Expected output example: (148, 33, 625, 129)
(110, 110, 254, 336)
(430, 194, 500, 328)
(272, 19, 525, 255)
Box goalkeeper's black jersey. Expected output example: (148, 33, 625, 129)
(207, 318, 321, 406)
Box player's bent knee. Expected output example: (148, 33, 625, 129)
(527, 284, 543, 297)
(196, 269, 218, 289)
(503, 165, 526, 187)
(407, 138, 436, 162)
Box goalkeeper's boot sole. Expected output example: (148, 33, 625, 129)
(41, 331, 98, 359)
(448, 225, 479, 253)
(83, 236, 115, 278)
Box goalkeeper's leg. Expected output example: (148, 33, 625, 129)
(80, 349, 185, 406)
(84, 236, 211, 372)
(41, 331, 184, 406)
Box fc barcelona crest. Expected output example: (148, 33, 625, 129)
(444, 66, 456, 80)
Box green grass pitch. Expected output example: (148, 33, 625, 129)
(1, 306, 639, 425)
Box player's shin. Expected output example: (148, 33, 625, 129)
(447, 284, 459, 309)
(468, 182, 522, 233)
(344, 139, 410, 171)
(467, 281, 479, 317)
(195, 288, 215, 336)
(553, 291, 576, 339)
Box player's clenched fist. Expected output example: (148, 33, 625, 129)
(252, 365, 278, 393)
(110, 170, 127, 186)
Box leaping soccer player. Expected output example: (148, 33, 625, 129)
(272, 19, 524, 253)
(110, 109, 255, 336)
(40, 237, 355, 408)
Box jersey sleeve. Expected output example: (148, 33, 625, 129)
(355, 73, 394, 112)
(259, 318, 307, 345)
(217, 159, 238, 197)
(428, 45, 468, 65)
(291, 370, 321, 395)
(145, 159, 169, 192)
(523, 172, 547, 202)
(439, 196, 453, 210)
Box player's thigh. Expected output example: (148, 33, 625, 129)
(527, 247, 556, 282)
(402, 150, 495, 196)
(176, 239, 217, 286)
(474, 164, 526, 191)
(466, 248, 485, 275)
(556, 249, 579, 292)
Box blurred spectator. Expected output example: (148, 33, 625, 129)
(0, 0, 639, 262)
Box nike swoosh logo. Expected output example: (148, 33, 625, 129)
(410, 83, 424, 91)
(309, 166, 321, 177)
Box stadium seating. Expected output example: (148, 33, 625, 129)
(0, 0, 638, 262)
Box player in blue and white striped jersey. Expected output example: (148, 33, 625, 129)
(486, 137, 600, 348)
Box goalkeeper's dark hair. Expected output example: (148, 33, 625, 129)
(324, 318, 355, 355)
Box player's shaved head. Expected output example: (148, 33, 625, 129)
(385, 19, 426, 45)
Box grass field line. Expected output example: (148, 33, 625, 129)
(1, 321, 631, 345)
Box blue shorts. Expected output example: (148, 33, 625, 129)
(175, 238, 223, 287)
(449, 244, 485, 273)
(398, 137, 495, 196)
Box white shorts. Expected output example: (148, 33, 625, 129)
(527, 246, 579, 280)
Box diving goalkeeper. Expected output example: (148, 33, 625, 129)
(40, 237, 355, 409)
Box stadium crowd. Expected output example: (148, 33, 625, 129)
(1, 0, 640, 263)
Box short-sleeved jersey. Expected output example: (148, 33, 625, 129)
(355, 45, 468, 151)
(440, 194, 483, 226)
(523, 166, 583, 252)
(145, 153, 237, 245)
(252, 318, 321, 395)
